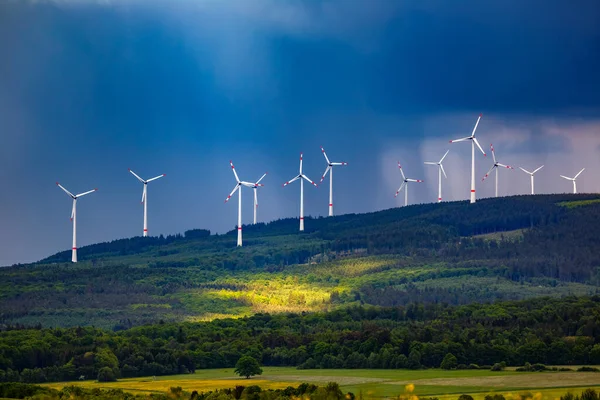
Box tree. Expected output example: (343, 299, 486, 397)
(440, 353, 458, 370)
(234, 356, 262, 379)
(97, 367, 116, 382)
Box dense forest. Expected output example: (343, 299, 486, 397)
(1, 194, 600, 328)
(2, 296, 600, 383)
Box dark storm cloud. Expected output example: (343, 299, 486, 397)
(0, 0, 599, 265)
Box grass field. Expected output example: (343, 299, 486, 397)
(42, 367, 600, 399)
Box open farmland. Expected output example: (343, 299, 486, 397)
(42, 367, 600, 399)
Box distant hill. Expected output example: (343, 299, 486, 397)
(1, 194, 600, 329)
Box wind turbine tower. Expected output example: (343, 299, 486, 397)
(283, 153, 317, 231)
(482, 144, 513, 197)
(394, 161, 423, 207)
(129, 169, 165, 237)
(560, 168, 585, 194)
(319, 146, 347, 216)
(424, 150, 449, 203)
(449, 114, 486, 203)
(518, 165, 544, 195)
(56, 183, 97, 263)
(225, 161, 255, 246)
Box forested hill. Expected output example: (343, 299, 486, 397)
(1, 194, 600, 329)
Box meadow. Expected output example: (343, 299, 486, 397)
(41, 367, 600, 399)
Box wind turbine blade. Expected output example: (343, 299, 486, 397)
(473, 137, 486, 156)
(75, 189, 97, 197)
(449, 137, 470, 143)
(229, 161, 240, 183)
(320, 166, 331, 183)
(241, 181, 255, 188)
(141, 186, 146, 203)
(128, 169, 145, 183)
(424, 162, 437, 165)
(147, 174, 166, 182)
(255, 172, 268, 185)
(471, 113, 482, 137)
(299, 153, 303, 174)
(71, 200, 75, 221)
(439, 149, 450, 163)
(440, 164, 447, 179)
(320, 147, 330, 164)
(532, 165, 544, 174)
(283, 175, 300, 187)
(302, 174, 318, 187)
(331, 162, 347, 166)
(394, 182, 406, 197)
(490, 144, 497, 163)
(224, 184, 240, 203)
(254, 188, 258, 208)
(519, 167, 532, 174)
(575, 168, 585, 179)
(497, 163, 513, 169)
(482, 165, 496, 181)
(56, 183, 75, 198)
(406, 179, 423, 183)
(559, 175, 572, 180)
(397, 162, 406, 180)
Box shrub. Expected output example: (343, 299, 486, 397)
(96, 367, 116, 382)
(491, 362, 505, 371)
(578, 367, 600, 372)
(458, 395, 474, 400)
(440, 353, 458, 370)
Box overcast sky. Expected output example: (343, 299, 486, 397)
(1, 0, 599, 265)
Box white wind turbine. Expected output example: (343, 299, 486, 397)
(394, 162, 424, 207)
(129, 169, 165, 237)
(319, 146, 347, 216)
(560, 168, 585, 194)
(56, 182, 97, 263)
(449, 114, 486, 203)
(225, 161, 256, 246)
(482, 144, 514, 197)
(250, 172, 268, 224)
(424, 150, 449, 203)
(518, 165, 544, 195)
(283, 153, 317, 231)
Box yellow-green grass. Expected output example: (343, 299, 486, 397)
(558, 199, 600, 208)
(41, 367, 600, 398)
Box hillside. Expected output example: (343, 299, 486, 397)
(1, 194, 600, 329)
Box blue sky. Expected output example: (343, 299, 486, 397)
(1, 0, 599, 265)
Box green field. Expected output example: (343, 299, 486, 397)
(42, 367, 600, 399)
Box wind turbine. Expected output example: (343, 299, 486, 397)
(518, 165, 544, 195)
(56, 182, 97, 263)
(225, 161, 255, 246)
(128, 169, 165, 237)
(424, 150, 449, 203)
(449, 114, 486, 203)
(560, 168, 585, 194)
(394, 162, 423, 207)
(319, 146, 347, 216)
(283, 153, 317, 231)
(482, 144, 514, 197)
(250, 172, 267, 224)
